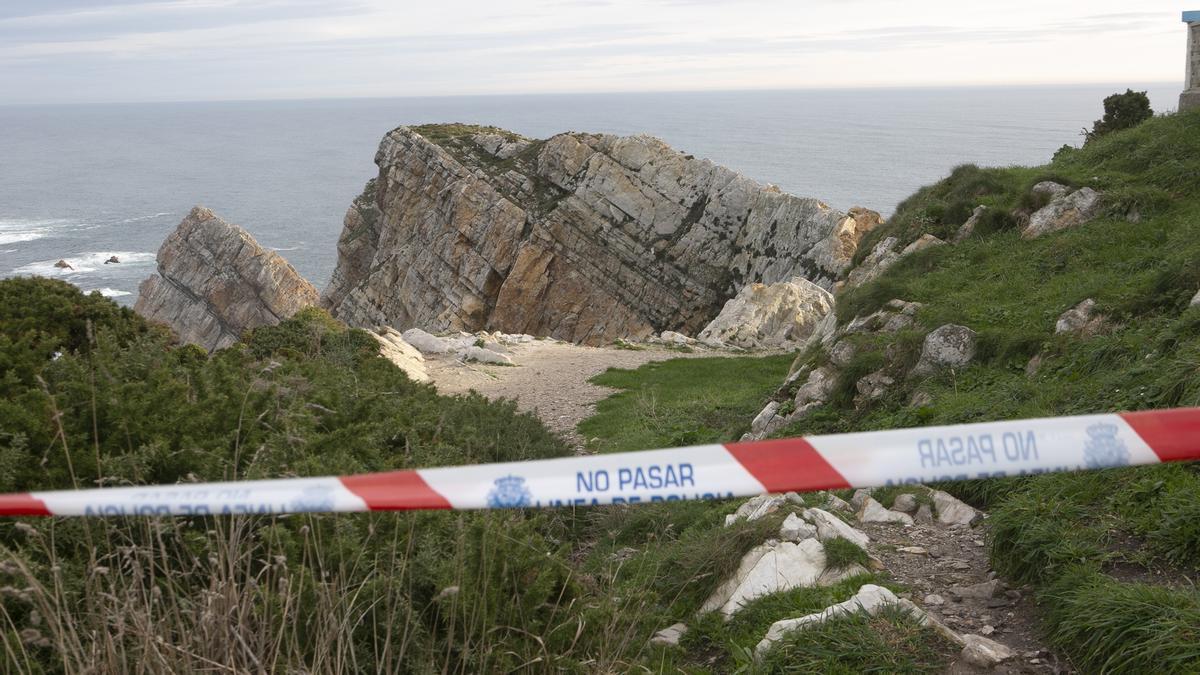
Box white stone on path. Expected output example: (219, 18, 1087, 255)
(780, 512, 817, 542)
(803, 508, 870, 548)
(960, 634, 1017, 667)
(857, 497, 915, 526)
(700, 539, 829, 618)
(369, 327, 430, 383)
(930, 490, 978, 526)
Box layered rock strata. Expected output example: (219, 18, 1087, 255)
(134, 207, 319, 351)
(322, 125, 880, 345)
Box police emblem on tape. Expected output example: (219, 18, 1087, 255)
(487, 475, 532, 508)
(289, 485, 336, 512)
(1083, 422, 1130, 468)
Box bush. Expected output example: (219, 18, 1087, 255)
(1085, 89, 1153, 143)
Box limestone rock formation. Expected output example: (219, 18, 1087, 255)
(911, 324, 977, 377)
(1055, 298, 1106, 335)
(135, 207, 319, 351)
(368, 328, 430, 383)
(697, 276, 834, 349)
(1022, 186, 1103, 239)
(322, 125, 880, 345)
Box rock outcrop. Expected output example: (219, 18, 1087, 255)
(135, 207, 319, 351)
(322, 125, 880, 345)
(697, 276, 834, 349)
(1021, 184, 1103, 239)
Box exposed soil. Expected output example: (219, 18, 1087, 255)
(425, 341, 714, 452)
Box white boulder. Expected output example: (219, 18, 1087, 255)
(930, 490, 978, 526)
(369, 327, 430, 383)
(401, 327, 452, 354)
(779, 512, 818, 542)
(857, 497, 914, 526)
(462, 346, 514, 365)
(700, 539, 829, 618)
(649, 622, 688, 647)
(803, 508, 870, 548)
(698, 277, 834, 350)
(1022, 187, 1103, 239)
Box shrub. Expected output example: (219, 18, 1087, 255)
(1085, 89, 1153, 143)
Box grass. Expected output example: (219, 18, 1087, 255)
(578, 354, 793, 454)
(756, 606, 957, 674)
(774, 110, 1200, 674)
(823, 537, 871, 570)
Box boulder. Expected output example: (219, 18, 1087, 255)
(950, 579, 1000, 600)
(803, 508, 870, 548)
(843, 299, 922, 336)
(698, 277, 834, 350)
(854, 370, 895, 404)
(700, 539, 830, 618)
(953, 205, 987, 242)
(1055, 298, 1105, 335)
(725, 494, 788, 526)
(845, 236, 945, 290)
(462, 346, 514, 365)
(892, 493, 919, 514)
(104, 255, 120, 264)
(849, 489, 872, 511)
(911, 324, 977, 377)
(369, 328, 430, 383)
(780, 512, 818, 542)
(754, 584, 914, 657)
(1191, 289, 1200, 308)
(54, 259, 73, 270)
(1022, 187, 1103, 239)
(914, 504, 934, 525)
(649, 622, 688, 647)
(659, 331, 696, 346)
(323, 125, 879, 345)
(401, 328, 453, 354)
(960, 634, 1016, 668)
(930, 490, 978, 526)
(857, 497, 914, 526)
(1031, 181, 1070, 199)
(749, 401, 782, 437)
(824, 494, 853, 513)
(134, 207, 319, 351)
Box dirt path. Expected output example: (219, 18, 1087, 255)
(425, 341, 714, 452)
(860, 516, 1072, 674)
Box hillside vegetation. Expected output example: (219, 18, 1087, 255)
(2, 108, 1198, 673)
(770, 108, 1200, 672)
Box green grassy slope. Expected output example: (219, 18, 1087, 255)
(774, 109, 1200, 673)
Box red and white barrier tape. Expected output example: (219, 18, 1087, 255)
(1, 408, 1197, 517)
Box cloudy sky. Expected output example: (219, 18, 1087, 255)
(0, 0, 1187, 103)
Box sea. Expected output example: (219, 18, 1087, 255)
(0, 84, 1179, 303)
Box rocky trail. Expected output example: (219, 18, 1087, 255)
(859, 510, 1070, 673)
(681, 490, 1073, 672)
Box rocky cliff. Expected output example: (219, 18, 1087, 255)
(135, 206, 319, 351)
(322, 124, 880, 344)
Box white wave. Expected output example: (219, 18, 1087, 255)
(0, 218, 73, 245)
(271, 245, 302, 251)
(91, 287, 132, 298)
(120, 212, 173, 224)
(11, 251, 156, 277)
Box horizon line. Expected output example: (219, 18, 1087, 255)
(0, 80, 1181, 108)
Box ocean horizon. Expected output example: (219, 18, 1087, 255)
(0, 83, 1180, 302)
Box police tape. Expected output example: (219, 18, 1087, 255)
(0, 407, 1198, 517)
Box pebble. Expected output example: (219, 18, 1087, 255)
(923, 593, 945, 606)
(897, 546, 928, 555)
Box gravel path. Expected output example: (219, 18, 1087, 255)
(425, 341, 714, 452)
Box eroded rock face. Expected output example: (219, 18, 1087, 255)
(135, 207, 319, 351)
(323, 125, 880, 345)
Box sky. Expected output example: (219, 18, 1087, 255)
(0, 0, 1189, 104)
